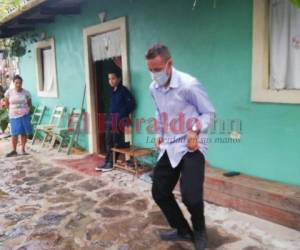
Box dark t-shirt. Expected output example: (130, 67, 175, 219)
(107, 83, 136, 127)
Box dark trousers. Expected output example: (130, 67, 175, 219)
(105, 127, 125, 163)
(152, 150, 206, 232)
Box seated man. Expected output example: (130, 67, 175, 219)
(96, 70, 136, 172)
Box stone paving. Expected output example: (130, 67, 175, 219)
(0, 139, 299, 250)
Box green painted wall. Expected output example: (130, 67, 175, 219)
(19, 0, 300, 186)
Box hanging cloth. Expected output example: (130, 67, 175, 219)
(270, 0, 300, 89)
(91, 29, 122, 62)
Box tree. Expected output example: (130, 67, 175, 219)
(0, 0, 23, 21)
(290, 0, 300, 8)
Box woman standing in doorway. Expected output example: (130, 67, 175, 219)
(4, 75, 32, 157)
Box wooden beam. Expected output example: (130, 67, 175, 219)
(40, 5, 81, 15)
(18, 17, 55, 25)
(1, 27, 35, 34)
(0, 33, 15, 38)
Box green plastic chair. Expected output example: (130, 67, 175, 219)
(50, 108, 84, 155)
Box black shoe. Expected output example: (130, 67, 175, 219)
(6, 150, 18, 157)
(95, 162, 108, 171)
(100, 162, 113, 172)
(194, 229, 207, 250)
(160, 229, 193, 242)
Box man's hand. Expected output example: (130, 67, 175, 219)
(155, 137, 163, 149)
(187, 130, 199, 152)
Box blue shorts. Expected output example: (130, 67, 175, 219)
(10, 114, 33, 136)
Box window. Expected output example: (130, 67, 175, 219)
(251, 0, 300, 104)
(35, 38, 58, 98)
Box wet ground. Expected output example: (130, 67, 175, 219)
(0, 138, 299, 250)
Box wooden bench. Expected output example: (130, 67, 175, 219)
(111, 146, 154, 176)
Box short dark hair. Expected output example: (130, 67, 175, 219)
(108, 69, 122, 79)
(145, 43, 171, 61)
(13, 75, 23, 83)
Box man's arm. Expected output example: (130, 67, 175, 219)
(184, 81, 215, 151)
(124, 87, 136, 115)
(185, 81, 215, 133)
(150, 90, 164, 148)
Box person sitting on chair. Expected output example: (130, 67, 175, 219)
(96, 69, 136, 172)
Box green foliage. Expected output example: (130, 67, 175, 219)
(10, 38, 26, 57)
(0, 32, 41, 58)
(0, 1, 39, 58)
(0, 0, 23, 21)
(30, 105, 35, 114)
(289, 0, 300, 8)
(0, 109, 9, 132)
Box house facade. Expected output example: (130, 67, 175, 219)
(1, 0, 299, 186)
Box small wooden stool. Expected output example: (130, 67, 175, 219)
(111, 146, 154, 176)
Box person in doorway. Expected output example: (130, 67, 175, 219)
(95, 69, 136, 172)
(4, 75, 33, 157)
(146, 44, 215, 250)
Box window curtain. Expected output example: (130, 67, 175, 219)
(42, 49, 54, 92)
(270, 0, 300, 89)
(91, 29, 121, 62)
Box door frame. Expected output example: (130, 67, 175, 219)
(83, 16, 130, 153)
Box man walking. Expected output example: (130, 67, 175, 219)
(146, 44, 215, 250)
(96, 69, 136, 172)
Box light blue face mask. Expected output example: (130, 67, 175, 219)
(151, 68, 169, 87)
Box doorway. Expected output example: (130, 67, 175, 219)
(83, 17, 131, 154)
(93, 57, 122, 154)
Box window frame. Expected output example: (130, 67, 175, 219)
(251, 0, 300, 104)
(35, 38, 58, 98)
